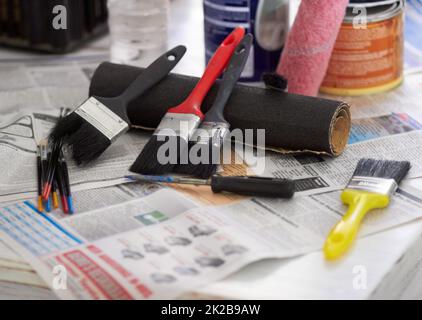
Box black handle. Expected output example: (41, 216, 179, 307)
(204, 34, 253, 123)
(119, 45, 187, 105)
(211, 175, 295, 198)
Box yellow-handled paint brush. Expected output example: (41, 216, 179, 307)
(324, 158, 411, 260)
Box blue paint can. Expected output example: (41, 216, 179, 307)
(203, 0, 289, 82)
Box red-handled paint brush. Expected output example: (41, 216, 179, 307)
(176, 34, 253, 179)
(130, 27, 245, 175)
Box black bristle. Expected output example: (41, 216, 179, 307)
(174, 140, 219, 179)
(67, 122, 111, 165)
(353, 158, 411, 184)
(49, 112, 83, 143)
(130, 135, 178, 175)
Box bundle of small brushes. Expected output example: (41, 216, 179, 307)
(37, 109, 74, 214)
(48, 28, 296, 199)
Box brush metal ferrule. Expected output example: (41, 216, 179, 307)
(74, 97, 129, 142)
(346, 176, 398, 196)
(190, 122, 230, 149)
(154, 113, 202, 143)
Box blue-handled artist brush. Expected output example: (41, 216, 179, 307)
(36, 145, 44, 212)
(130, 27, 245, 175)
(176, 34, 253, 179)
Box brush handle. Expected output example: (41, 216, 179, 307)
(204, 34, 253, 123)
(118, 46, 187, 105)
(168, 27, 245, 119)
(210, 176, 295, 198)
(323, 189, 390, 260)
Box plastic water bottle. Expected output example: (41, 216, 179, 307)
(108, 0, 169, 65)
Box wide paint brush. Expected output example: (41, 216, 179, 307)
(130, 27, 245, 175)
(176, 34, 253, 179)
(324, 158, 411, 260)
(49, 46, 186, 164)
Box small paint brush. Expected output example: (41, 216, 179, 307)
(55, 161, 69, 214)
(41, 140, 62, 201)
(52, 179, 59, 209)
(130, 27, 245, 175)
(324, 158, 411, 260)
(36, 146, 44, 212)
(49, 46, 186, 164)
(59, 151, 74, 214)
(126, 174, 295, 198)
(176, 34, 253, 179)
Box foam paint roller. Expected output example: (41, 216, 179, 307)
(277, 0, 349, 97)
(89, 62, 351, 157)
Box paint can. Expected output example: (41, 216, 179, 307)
(320, 0, 404, 96)
(203, 0, 289, 82)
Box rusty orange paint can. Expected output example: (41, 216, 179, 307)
(321, 1, 404, 96)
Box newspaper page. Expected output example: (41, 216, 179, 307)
(2, 183, 422, 299)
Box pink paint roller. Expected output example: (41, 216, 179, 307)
(277, 0, 349, 97)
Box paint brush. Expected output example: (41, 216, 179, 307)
(324, 158, 411, 260)
(41, 139, 62, 201)
(55, 161, 69, 214)
(176, 34, 253, 179)
(52, 179, 59, 209)
(125, 174, 295, 198)
(59, 151, 74, 214)
(49, 46, 186, 164)
(130, 27, 245, 175)
(36, 145, 44, 212)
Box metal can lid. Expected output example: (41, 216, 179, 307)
(344, 0, 404, 23)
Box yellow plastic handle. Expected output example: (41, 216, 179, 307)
(324, 189, 390, 260)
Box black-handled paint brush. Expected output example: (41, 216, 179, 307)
(176, 34, 253, 179)
(125, 174, 295, 198)
(49, 45, 187, 164)
(130, 27, 245, 175)
(324, 158, 411, 260)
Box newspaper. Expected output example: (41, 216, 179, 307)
(2, 182, 422, 299)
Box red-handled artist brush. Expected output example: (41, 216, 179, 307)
(130, 27, 245, 175)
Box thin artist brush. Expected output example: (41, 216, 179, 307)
(55, 161, 69, 214)
(36, 145, 44, 212)
(60, 151, 74, 214)
(52, 179, 59, 209)
(175, 34, 253, 179)
(131, 27, 245, 175)
(41, 139, 62, 201)
(42, 108, 68, 202)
